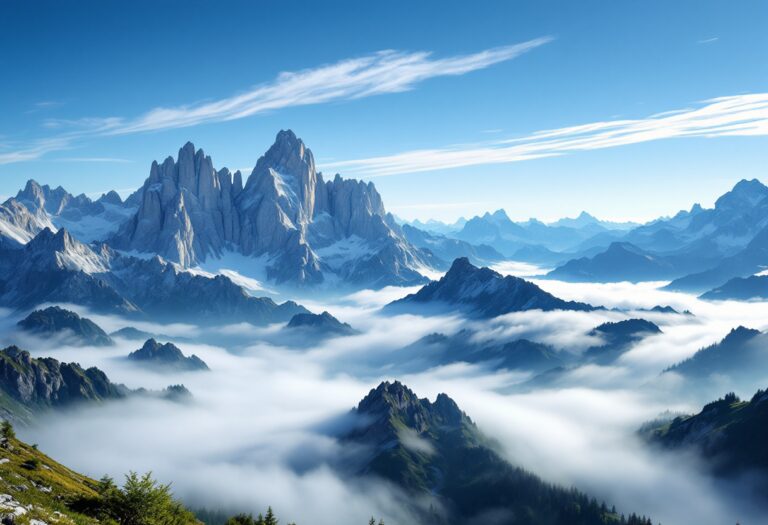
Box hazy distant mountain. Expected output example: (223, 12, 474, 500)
(111, 130, 432, 288)
(583, 319, 662, 364)
(342, 381, 651, 525)
(664, 326, 766, 382)
(110, 326, 158, 341)
(546, 242, 679, 282)
(448, 209, 634, 263)
(700, 274, 768, 301)
(401, 223, 504, 267)
(622, 179, 768, 256)
(285, 311, 357, 336)
(128, 338, 209, 371)
(17, 306, 114, 346)
(388, 257, 595, 318)
(645, 389, 768, 484)
(405, 217, 467, 235)
(0, 227, 309, 325)
(666, 224, 768, 292)
(402, 329, 570, 374)
(549, 211, 639, 231)
(550, 179, 768, 284)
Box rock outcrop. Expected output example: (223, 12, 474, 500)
(285, 311, 357, 336)
(128, 339, 209, 371)
(17, 306, 114, 346)
(0, 345, 127, 407)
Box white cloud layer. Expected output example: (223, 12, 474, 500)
(8, 276, 768, 525)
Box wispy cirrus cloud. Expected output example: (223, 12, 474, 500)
(54, 157, 133, 163)
(104, 38, 552, 135)
(0, 38, 552, 165)
(321, 93, 768, 177)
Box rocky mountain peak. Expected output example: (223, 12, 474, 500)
(714, 178, 768, 210)
(98, 190, 123, 205)
(112, 130, 431, 287)
(723, 325, 761, 344)
(390, 257, 595, 317)
(244, 129, 318, 224)
(128, 338, 209, 371)
(357, 380, 421, 414)
(447, 256, 475, 275)
(27, 227, 68, 251)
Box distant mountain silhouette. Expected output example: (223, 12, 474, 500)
(388, 258, 595, 318)
(546, 242, 678, 282)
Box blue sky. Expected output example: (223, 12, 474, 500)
(1, 0, 766, 222)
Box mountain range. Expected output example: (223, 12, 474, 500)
(0, 131, 440, 291)
(664, 326, 768, 384)
(547, 179, 768, 286)
(3, 129, 768, 301)
(0, 227, 308, 325)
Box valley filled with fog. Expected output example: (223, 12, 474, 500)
(5, 261, 767, 525)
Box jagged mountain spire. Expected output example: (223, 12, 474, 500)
(111, 130, 431, 287)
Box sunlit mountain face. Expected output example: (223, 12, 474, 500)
(1, 1, 767, 524)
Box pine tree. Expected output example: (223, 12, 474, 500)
(263, 507, 277, 525)
(1, 420, 15, 440)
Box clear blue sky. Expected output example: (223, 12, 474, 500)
(1, 0, 766, 222)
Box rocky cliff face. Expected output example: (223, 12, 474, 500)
(112, 130, 431, 288)
(0, 197, 54, 248)
(0, 345, 127, 407)
(113, 142, 243, 267)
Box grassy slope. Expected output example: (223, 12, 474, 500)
(0, 436, 101, 524)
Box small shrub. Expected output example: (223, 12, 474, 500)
(22, 458, 40, 470)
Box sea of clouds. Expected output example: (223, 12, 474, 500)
(4, 270, 768, 525)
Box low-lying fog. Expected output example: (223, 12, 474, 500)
(6, 265, 768, 525)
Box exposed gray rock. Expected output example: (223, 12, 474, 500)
(112, 130, 433, 288)
(128, 339, 209, 371)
